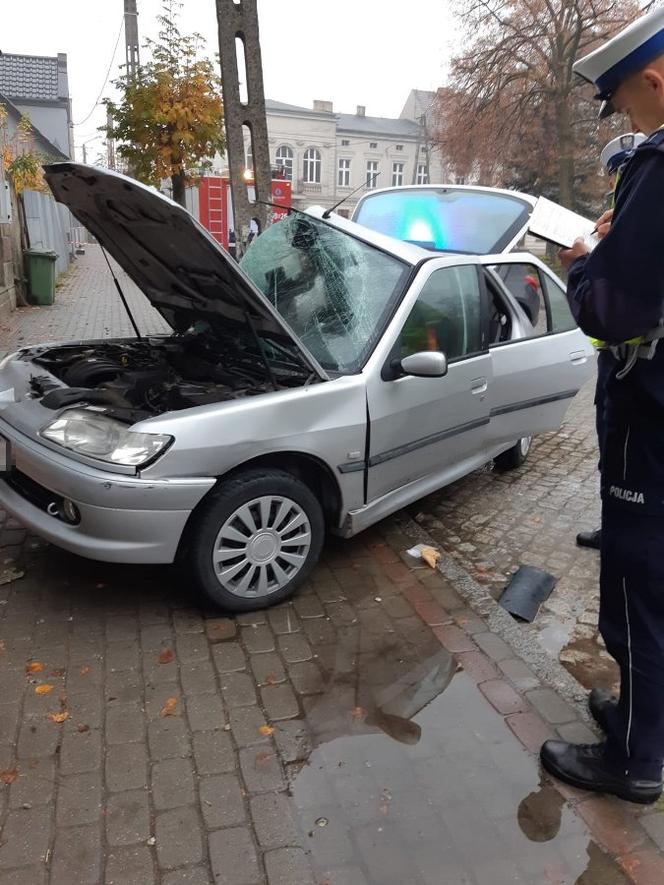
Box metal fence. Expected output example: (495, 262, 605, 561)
(22, 190, 78, 277)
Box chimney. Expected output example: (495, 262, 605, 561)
(313, 100, 333, 113)
(356, 105, 366, 117)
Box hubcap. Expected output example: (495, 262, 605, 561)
(212, 495, 312, 598)
(520, 436, 532, 457)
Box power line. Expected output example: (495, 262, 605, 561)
(73, 16, 125, 128)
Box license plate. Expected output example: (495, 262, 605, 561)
(0, 436, 8, 474)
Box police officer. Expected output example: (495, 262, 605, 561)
(576, 132, 645, 551)
(540, 6, 664, 804)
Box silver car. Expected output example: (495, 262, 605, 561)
(0, 166, 593, 611)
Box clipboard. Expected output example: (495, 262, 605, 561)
(528, 196, 599, 250)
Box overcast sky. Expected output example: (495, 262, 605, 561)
(2, 0, 457, 162)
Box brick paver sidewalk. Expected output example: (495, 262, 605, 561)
(0, 248, 663, 884)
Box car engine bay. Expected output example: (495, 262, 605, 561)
(20, 327, 314, 422)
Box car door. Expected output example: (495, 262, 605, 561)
(365, 261, 492, 503)
(481, 253, 594, 449)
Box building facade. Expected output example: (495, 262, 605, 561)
(212, 90, 447, 217)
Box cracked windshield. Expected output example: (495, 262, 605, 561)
(240, 214, 409, 373)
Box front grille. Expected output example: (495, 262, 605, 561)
(5, 468, 64, 514)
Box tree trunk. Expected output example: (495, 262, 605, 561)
(171, 171, 186, 207)
(555, 94, 574, 209)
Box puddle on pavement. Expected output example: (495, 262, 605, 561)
(288, 589, 628, 885)
(534, 614, 619, 693)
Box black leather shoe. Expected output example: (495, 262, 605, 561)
(588, 687, 618, 733)
(576, 528, 601, 549)
(540, 740, 662, 805)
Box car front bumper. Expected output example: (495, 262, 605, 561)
(0, 418, 215, 564)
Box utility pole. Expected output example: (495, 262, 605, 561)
(124, 0, 140, 78)
(216, 0, 270, 257)
(82, 143, 88, 164)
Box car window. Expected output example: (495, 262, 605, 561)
(494, 262, 576, 337)
(353, 188, 532, 254)
(494, 262, 546, 334)
(400, 266, 482, 361)
(240, 214, 410, 374)
(541, 272, 577, 333)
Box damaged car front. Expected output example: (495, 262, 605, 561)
(0, 163, 414, 611)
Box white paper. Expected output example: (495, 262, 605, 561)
(528, 196, 599, 250)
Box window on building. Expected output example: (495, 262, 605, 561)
(366, 160, 379, 189)
(392, 162, 404, 187)
(341, 139, 350, 146)
(370, 142, 378, 149)
(396, 144, 404, 151)
(303, 148, 321, 184)
(338, 158, 351, 188)
(275, 145, 293, 181)
(416, 164, 428, 185)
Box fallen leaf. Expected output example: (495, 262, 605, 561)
(265, 673, 277, 686)
(258, 725, 274, 736)
(79, 665, 90, 676)
(77, 724, 90, 734)
(158, 648, 173, 665)
(160, 697, 177, 717)
(351, 707, 364, 720)
(25, 661, 44, 674)
(421, 546, 441, 569)
(47, 711, 69, 723)
(35, 684, 54, 695)
(0, 769, 17, 785)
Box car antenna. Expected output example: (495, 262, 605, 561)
(100, 247, 142, 339)
(322, 172, 380, 219)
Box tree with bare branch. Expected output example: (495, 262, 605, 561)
(435, 0, 642, 212)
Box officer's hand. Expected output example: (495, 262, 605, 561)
(595, 208, 613, 240)
(558, 238, 590, 270)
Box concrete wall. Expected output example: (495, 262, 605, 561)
(14, 103, 70, 159)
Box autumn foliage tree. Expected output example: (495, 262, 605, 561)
(105, 2, 225, 206)
(435, 0, 642, 213)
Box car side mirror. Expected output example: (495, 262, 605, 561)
(396, 351, 448, 378)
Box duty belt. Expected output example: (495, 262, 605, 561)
(610, 322, 664, 379)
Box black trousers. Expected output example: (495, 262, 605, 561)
(600, 413, 664, 780)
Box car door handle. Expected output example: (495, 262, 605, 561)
(569, 350, 588, 365)
(471, 377, 488, 395)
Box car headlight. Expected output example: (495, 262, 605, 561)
(41, 409, 173, 467)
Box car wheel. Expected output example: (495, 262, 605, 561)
(186, 468, 325, 612)
(494, 435, 532, 471)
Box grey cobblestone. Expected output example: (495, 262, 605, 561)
(0, 867, 48, 885)
(0, 805, 51, 868)
(106, 743, 148, 793)
(272, 720, 312, 764)
(264, 848, 315, 885)
(106, 703, 145, 744)
(9, 756, 55, 808)
(205, 617, 238, 643)
(526, 688, 578, 725)
(288, 661, 325, 696)
(145, 685, 183, 720)
(105, 845, 155, 885)
(250, 652, 286, 686)
(16, 718, 61, 758)
(193, 730, 235, 775)
(186, 694, 226, 732)
(148, 716, 192, 760)
(261, 684, 300, 721)
(239, 745, 285, 793)
(267, 606, 300, 635)
(212, 642, 246, 674)
(56, 771, 102, 826)
(176, 633, 210, 663)
(180, 661, 217, 696)
(51, 823, 101, 885)
(229, 708, 273, 748)
(242, 624, 276, 654)
(221, 671, 257, 708)
(250, 792, 300, 849)
(156, 807, 204, 870)
(106, 789, 151, 846)
(152, 758, 196, 809)
(278, 634, 313, 664)
(200, 774, 246, 829)
(208, 827, 261, 885)
(106, 639, 140, 672)
(162, 868, 212, 885)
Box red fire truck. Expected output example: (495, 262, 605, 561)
(196, 176, 292, 251)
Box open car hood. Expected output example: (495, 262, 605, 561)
(352, 185, 536, 255)
(44, 163, 327, 380)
